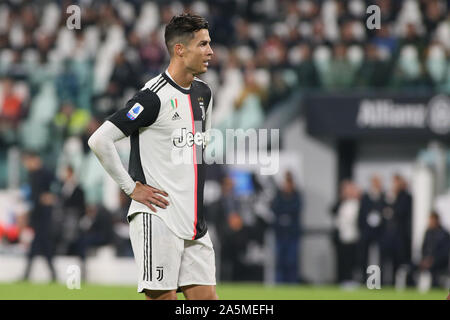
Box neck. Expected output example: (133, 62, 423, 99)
(167, 61, 194, 88)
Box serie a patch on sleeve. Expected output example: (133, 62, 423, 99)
(127, 103, 144, 120)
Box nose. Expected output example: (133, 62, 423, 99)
(207, 44, 213, 56)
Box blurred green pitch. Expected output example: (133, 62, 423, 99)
(0, 282, 447, 300)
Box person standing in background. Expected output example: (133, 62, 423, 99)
(21, 151, 57, 282)
(381, 174, 412, 285)
(331, 180, 361, 287)
(358, 175, 386, 282)
(271, 171, 302, 283)
(210, 175, 247, 282)
(55, 165, 85, 256)
(418, 212, 450, 287)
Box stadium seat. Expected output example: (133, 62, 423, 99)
(22, 49, 39, 66)
(19, 120, 50, 151)
(397, 45, 421, 79)
(27, 82, 58, 123)
(426, 44, 447, 84)
(313, 45, 331, 72)
(0, 49, 14, 74)
(135, 2, 159, 39)
(347, 45, 364, 69)
(41, 2, 60, 34)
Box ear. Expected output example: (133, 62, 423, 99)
(174, 43, 184, 57)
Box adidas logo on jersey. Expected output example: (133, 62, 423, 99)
(172, 112, 181, 121)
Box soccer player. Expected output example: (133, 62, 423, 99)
(88, 13, 217, 300)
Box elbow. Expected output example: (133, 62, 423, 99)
(87, 121, 122, 153)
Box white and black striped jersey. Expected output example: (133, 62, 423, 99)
(108, 71, 212, 240)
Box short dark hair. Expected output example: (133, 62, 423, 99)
(164, 13, 209, 55)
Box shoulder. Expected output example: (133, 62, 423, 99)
(131, 87, 161, 108)
(143, 73, 170, 95)
(143, 74, 165, 89)
(129, 74, 163, 108)
(107, 82, 162, 135)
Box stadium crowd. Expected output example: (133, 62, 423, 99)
(0, 0, 449, 285)
(1, 0, 450, 169)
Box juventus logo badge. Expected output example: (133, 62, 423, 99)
(198, 97, 205, 121)
(156, 266, 164, 281)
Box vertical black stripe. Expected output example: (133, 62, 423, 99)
(129, 132, 146, 184)
(149, 214, 152, 281)
(146, 214, 150, 281)
(146, 214, 149, 281)
(143, 214, 147, 281)
(195, 161, 207, 239)
(189, 82, 210, 239)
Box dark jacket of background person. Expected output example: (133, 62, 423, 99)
(358, 176, 386, 280)
(54, 166, 86, 255)
(73, 204, 114, 280)
(112, 191, 133, 257)
(388, 189, 413, 263)
(420, 213, 450, 279)
(28, 167, 54, 231)
(78, 204, 114, 259)
(358, 192, 386, 242)
(271, 188, 302, 238)
(208, 176, 249, 282)
(22, 152, 57, 281)
(271, 172, 302, 283)
(392, 190, 413, 246)
(380, 175, 413, 284)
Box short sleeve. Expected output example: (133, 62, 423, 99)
(107, 89, 161, 136)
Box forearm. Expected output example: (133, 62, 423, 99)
(88, 121, 136, 196)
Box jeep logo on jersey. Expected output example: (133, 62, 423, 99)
(172, 127, 206, 148)
(126, 103, 144, 120)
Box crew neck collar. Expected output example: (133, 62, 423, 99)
(163, 70, 192, 94)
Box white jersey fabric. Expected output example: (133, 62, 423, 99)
(102, 71, 212, 240)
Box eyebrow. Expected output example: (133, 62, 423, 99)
(198, 39, 211, 45)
